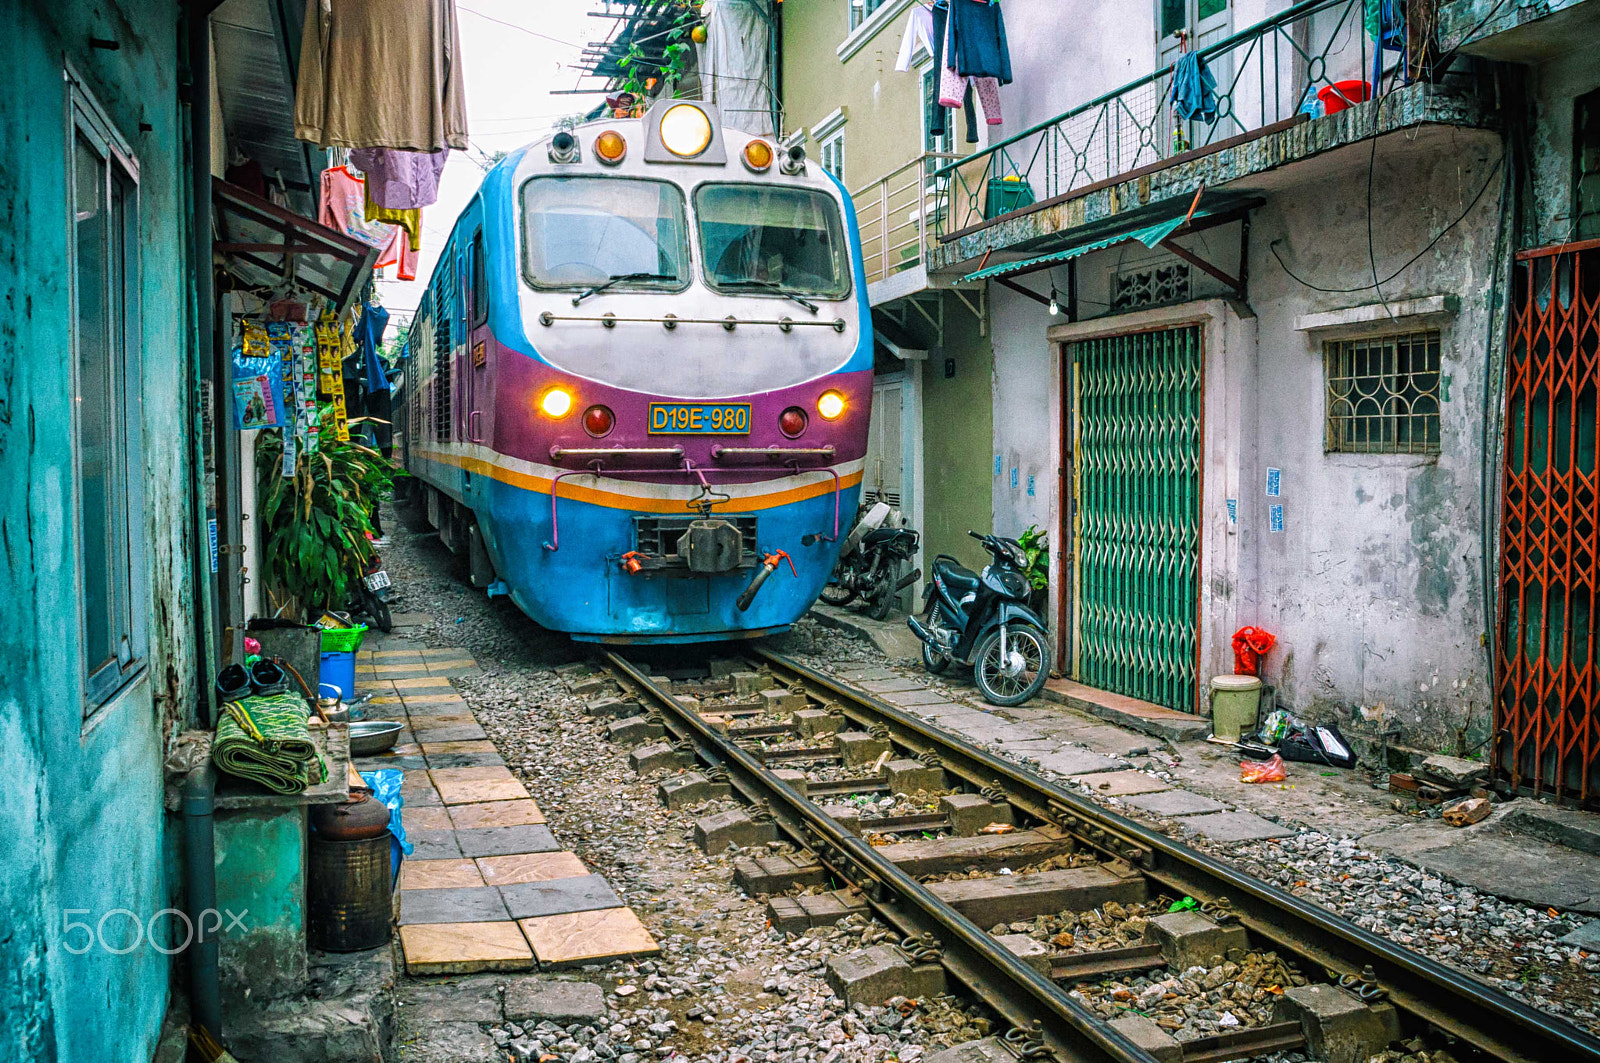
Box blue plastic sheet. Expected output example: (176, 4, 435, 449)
(361, 768, 412, 883)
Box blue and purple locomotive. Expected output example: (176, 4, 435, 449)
(398, 101, 871, 642)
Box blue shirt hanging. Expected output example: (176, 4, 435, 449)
(355, 303, 391, 394)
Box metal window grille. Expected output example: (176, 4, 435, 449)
(1111, 262, 1191, 311)
(432, 265, 454, 442)
(1323, 330, 1442, 454)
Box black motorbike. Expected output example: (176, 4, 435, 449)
(820, 523, 922, 620)
(907, 532, 1052, 706)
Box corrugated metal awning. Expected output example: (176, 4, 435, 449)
(963, 208, 1220, 283)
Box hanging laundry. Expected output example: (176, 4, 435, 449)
(355, 302, 392, 396)
(363, 181, 422, 253)
(929, 1, 980, 143)
(1170, 52, 1219, 123)
(939, 64, 1003, 127)
(895, 4, 936, 73)
(319, 166, 417, 281)
(946, 0, 1011, 84)
(350, 147, 449, 210)
(295, 0, 468, 151)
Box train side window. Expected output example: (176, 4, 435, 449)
(469, 230, 488, 327)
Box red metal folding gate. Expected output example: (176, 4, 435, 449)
(1497, 240, 1600, 804)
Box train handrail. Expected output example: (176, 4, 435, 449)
(538, 310, 847, 333)
(550, 446, 685, 462)
(710, 445, 836, 460)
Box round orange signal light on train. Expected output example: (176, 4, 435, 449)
(817, 390, 847, 421)
(743, 139, 774, 173)
(583, 405, 616, 437)
(540, 388, 574, 418)
(595, 130, 627, 165)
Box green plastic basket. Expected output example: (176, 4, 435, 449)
(319, 624, 368, 653)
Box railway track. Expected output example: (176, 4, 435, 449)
(584, 647, 1600, 1063)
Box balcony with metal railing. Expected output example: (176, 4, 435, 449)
(926, 0, 1495, 273)
(852, 151, 966, 306)
(1436, 0, 1600, 60)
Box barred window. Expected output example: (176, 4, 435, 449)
(1323, 330, 1442, 454)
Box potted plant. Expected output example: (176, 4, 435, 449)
(1018, 524, 1050, 613)
(255, 406, 402, 622)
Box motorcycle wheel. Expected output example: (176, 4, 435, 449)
(866, 586, 893, 621)
(973, 625, 1051, 707)
(362, 587, 394, 633)
(819, 582, 858, 607)
(919, 602, 952, 675)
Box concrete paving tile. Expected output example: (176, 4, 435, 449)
(449, 799, 546, 829)
(369, 650, 427, 661)
(367, 695, 405, 705)
(368, 667, 433, 680)
(395, 974, 506, 1022)
(400, 921, 534, 975)
(919, 704, 991, 723)
(431, 766, 528, 806)
(402, 859, 487, 890)
(429, 662, 483, 676)
(949, 718, 1043, 746)
(1069, 769, 1171, 795)
(405, 806, 456, 831)
(456, 825, 562, 858)
(1121, 790, 1230, 817)
(402, 771, 442, 807)
(400, 886, 511, 925)
(426, 752, 507, 770)
(422, 740, 498, 754)
(1182, 811, 1294, 842)
(391, 676, 457, 691)
(499, 874, 622, 919)
(1032, 749, 1128, 776)
(404, 699, 473, 716)
(410, 725, 490, 744)
(408, 713, 478, 729)
(861, 678, 927, 694)
(881, 688, 956, 707)
(408, 830, 464, 860)
(477, 852, 589, 887)
(518, 908, 660, 967)
(355, 754, 428, 772)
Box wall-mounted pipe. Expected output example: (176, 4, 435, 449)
(181, 762, 222, 1042)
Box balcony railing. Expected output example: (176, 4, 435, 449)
(852, 152, 963, 289)
(933, 0, 1422, 241)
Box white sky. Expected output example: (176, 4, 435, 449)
(377, 0, 612, 328)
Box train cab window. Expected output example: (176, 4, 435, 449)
(521, 176, 690, 290)
(695, 185, 851, 300)
(469, 230, 488, 326)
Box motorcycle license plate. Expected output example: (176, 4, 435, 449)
(363, 570, 391, 592)
(648, 403, 751, 434)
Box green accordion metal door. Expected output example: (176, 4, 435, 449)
(1071, 325, 1202, 712)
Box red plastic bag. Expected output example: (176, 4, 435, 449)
(1232, 626, 1277, 676)
(1240, 754, 1287, 783)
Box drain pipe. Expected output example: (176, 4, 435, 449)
(181, 763, 223, 1042)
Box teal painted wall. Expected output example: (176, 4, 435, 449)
(1, 2, 203, 1060)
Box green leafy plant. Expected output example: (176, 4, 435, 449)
(1018, 524, 1050, 592)
(255, 406, 402, 620)
(615, 2, 702, 100)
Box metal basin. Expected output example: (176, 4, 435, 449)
(348, 720, 403, 756)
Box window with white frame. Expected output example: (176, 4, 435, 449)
(819, 133, 845, 180)
(69, 70, 146, 712)
(848, 0, 890, 32)
(1323, 330, 1442, 455)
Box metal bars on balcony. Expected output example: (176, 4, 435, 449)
(852, 152, 963, 289)
(933, 0, 1415, 242)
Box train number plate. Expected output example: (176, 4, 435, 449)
(648, 403, 751, 435)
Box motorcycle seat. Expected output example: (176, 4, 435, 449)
(933, 556, 980, 593)
(861, 527, 902, 546)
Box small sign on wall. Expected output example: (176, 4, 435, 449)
(994, 455, 1003, 476)
(1226, 498, 1237, 528)
(1026, 475, 1036, 497)
(1269, 503, 1285, 533)
(1266, 468, 1282, 497)
(1009, 467, 1019, 489)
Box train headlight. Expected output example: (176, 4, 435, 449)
(595, 130, 627, 165)
(660, 104, 713, 158)
(540, 388, 574, 418)
(743, 139, 774, 173)
(817, 390, 847, 420)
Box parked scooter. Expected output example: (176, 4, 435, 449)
(819, 503, 922, 620)
(907, 531, 1052, 706)
(354, 552, 394, 633)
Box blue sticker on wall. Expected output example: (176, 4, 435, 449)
(208, 518, 219, 574)
(1010, 467, 1019, 489)
(1269, 503, 1284, 533)
(1266, 468, 1282, 497)
(1226, 498, 1237, 526)
(994, 455, 1003, 476)
(1026, 475, 1036, 497)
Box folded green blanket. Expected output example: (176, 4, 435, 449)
(215, 693, 329, 795)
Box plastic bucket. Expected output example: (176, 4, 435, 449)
(320, 650, 356, 700)
(1209, 674, 1263, 740)
(1318, 79, 1370, 115)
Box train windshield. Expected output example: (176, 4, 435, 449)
(521, 176, 691, 289)
(695, 185, 850, 300)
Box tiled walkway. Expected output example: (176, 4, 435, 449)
(353, 641, 660, 974)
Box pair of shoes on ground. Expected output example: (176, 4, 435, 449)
(215, 659, 291, 704)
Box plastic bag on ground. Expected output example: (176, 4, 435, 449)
(1240, 754, 1288, 783)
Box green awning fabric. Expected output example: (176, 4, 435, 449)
(962, 208, 1214, 283)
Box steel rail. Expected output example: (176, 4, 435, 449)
(755, 648, 1600, 1063)
(602, 652, 1164, 1063)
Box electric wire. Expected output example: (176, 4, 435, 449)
(1269, 152, 1504, 293)
(457, 5, 586, 49)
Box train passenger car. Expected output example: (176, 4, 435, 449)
(398, 100, 872, 642)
